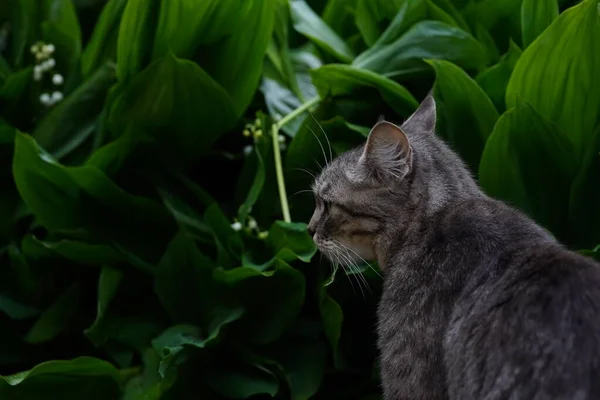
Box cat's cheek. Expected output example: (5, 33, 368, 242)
(348, 236, 377, 261)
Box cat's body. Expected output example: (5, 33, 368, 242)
(307, 95, 600, 399)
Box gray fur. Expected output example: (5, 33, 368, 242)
(307, 95, 600, 399)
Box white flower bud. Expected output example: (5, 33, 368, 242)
(52, 74, 63, 85)
(243, 145, 253, 155)
(40, 93, 51, 105)
(51, 91, 63, 102)
(231, 221, 242, 231)
(248, 218, 257, 230)
(278, 134, 285, 143)
(44, 44, 55, 54)
(33, 66, 42, 81)
(45, 58, 56, 69)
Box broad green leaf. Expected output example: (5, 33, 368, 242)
(476, 40, 522, 113)
(322, 0, 360, 40)
(41, 0, 82, 50)
(204, 203, 244, 267)
(290, 0, 355, 63)
(318, 266, 344, 369)
(267, 221, 316, 263)
(353, 21, 487, 79)
(85, 266, 124, 345)
(152, 308, 243, 378)
(155, 231, 220, 325)
(32, 62, 116, 159)
(12, 132, 174, 261)
(24, 283, 80, 343)
(475, 23, 499, 64)
(521, 0, 559, 47)
(151, 0, 238, 60)
(506, 0, 600, 158)
(428, 59, 499, 172)
(460, 0, 522, 51)
(21, 234, 124, 265)
(116, 0, 159, 82)
(108, 53, 237, 161)
(214, 260, 305, 345)
(479, 100, 577, 239)
(202, 0, 276, 117)
(355, 0, 408, 46)
(0, 67, 32, 115)
(8, 0, 37, 67)
(0, 357, 122, 399)
(81, 0, 127, 77)
(310, 64, 418, 116)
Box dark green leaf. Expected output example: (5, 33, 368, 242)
(479, 100, 577, 239)
(215, 260, 305, 345)
(0, 294, 39, 320)
(267, 221, 316, 263)
(108, 52, 237, 161)
(318, 265, 344, 369)
(13, 132, 174, 261)
(202, 0, 276, 117)
(9, 0, 37, 67)
(0, 67, 32, 114)
(237, 145, 266, 226)
(32, 62, 116, 159)
(290, 0, 355, 63)
(506, 0, 600, 159)
(521, 0, 559, 47)
(24, 283, 80, 343)
(428, 59, 499, 172)
(476, 40, 522, 113)
(151, 0, 238, 60)
(353, 21, 487, 79)
(310, 64, 418, 116)
(21, 234, 124, 265)
(0, 357, 122, 399)
(85, 266, 124, 345)
(116, 0, 159, 82)
(203, 359, 279, 399)
(81, 0, 127, 77)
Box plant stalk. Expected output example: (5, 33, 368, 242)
(272, 96, 320, 223)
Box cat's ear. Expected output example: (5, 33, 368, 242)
(358, 121, 412, 181)
(401, 93, 436, 135)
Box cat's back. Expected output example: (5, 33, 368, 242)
(443, 198, 600, 400)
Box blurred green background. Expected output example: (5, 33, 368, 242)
(0, 0, 599, 398)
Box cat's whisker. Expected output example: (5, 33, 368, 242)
(309, 113, 333, 164)
(312, 157, 324, 171)
(289, 189, 313, 200)
(338, 250, 366, 299)
(334, 254, 357, 295)
(308, 125, 329, 167)
(335, 243, 370, 298)
(340, 243, 382, 279)
(294, 167, 317, 180)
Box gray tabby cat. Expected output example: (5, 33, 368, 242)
(307, 94, 600, 399)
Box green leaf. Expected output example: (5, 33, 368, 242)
(310, 64, 418, 116)
(506, 0, 600, 159)
(461, 0, 522, 51)
(214, 260, 305, 345)
(290, 0, 355, 63)
(151, 0, 238, 60)
(12, 132, 174, 261)
(476, 40, 522, 113)
(152, 308, 243, 379)
(116, 0, 159, 82)
(32, 62, 116, 159)
(353, 21, 487, 79)
(24, 283, 80, 343)
(41, 0, 82, 51)
(521, 0, 559, 47)
(0, 67, 32, 114)
(108, 52, 237, 161)
(318, 266, 344, 369)
(21, 234, 124, 265)
(202, 0, 276, 117)
(8, 0, 37, 67)
(155, 230, 226, 326)
(85, 266, 124, 345)
(0, 357, 122, 399)
(355, 0, 413, 47)
(267, 221, 316, 263)
(479, 100, 577, 239)
(237, 144, 266, 226)
(81, 0, 127, 77)
(428, 59, 499, 172)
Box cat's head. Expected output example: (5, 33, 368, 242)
(307, 94, 438, 266)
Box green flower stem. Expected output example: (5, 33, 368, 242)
(272, 96, 320, 222)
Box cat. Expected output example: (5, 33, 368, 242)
(307, 94, 600, 400)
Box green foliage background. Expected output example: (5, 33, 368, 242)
(0, 0, 599, 398)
